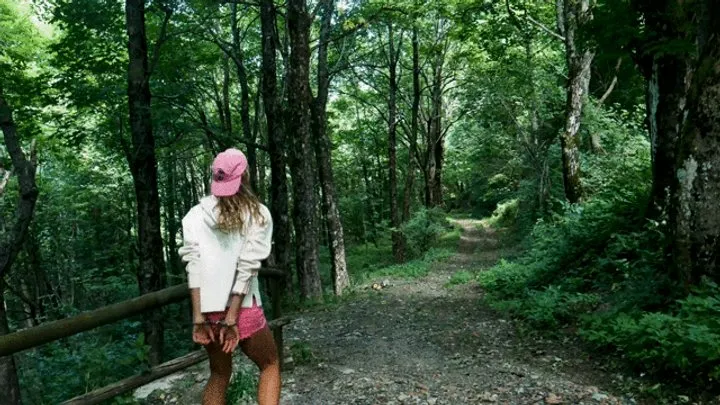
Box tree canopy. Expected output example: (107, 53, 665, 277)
(2, 0, 720, 402)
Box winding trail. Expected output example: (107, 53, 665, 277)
(139, 219, 638, 404)
(279, 219, 634, 404)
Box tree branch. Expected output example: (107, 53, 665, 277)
(507, 0, 564, 41)
(0, 87, 39, 280)
(599, 57, 622, 104)
(526, 11, 564, 41)
(336, 89, 388, 123)
(148, 5, 173, 79)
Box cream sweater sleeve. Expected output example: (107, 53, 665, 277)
(178, 213, 202, 289)
(232, 205, 273, 295)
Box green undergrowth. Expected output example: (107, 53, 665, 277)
(478, 193, 720, 395)
(361, 247, 455, 282)
(445, 270, 474, 287)
(226, 367, 258, 404)
(289, 341, 317, 366)
(476, 107, 720, 397)
(292, 208, 461, 310)
(17, 297, 195, 404)
(319, 208, 460, 285)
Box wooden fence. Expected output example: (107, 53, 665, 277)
(0, 267, 291, 405)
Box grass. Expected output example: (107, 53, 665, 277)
(361, 247, 455, 282)
(285, 224, 462, 311)
(226, 368, 258, 404)
(289, 341, 316, 366)
(445, 270, 474, 288)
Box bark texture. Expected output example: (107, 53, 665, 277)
(0, 87, 36, 405)
(312, 0, 350, 295)
(668, 0, 720, 289)
(287, 0, 322, 299)
(125, 0, 166, 366)
(637, 0, 694, 218)
(260, 0, 292, 290)
(559, 0, 594, 204)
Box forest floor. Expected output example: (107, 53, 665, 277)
(135, 219, 656, 405)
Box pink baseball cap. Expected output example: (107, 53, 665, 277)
(211, 148, 248, 197)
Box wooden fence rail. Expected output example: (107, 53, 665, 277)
(0, 267, 290, 404)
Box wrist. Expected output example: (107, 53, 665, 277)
(193, 314, 206, 324)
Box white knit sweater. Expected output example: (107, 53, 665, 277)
(178, 196, 273, 313)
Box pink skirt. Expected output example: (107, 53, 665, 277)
(204, 299, 267, 341)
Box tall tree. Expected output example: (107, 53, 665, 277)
(558, 0, 594, 203)
(387, 21, 404, 262)
(634, 0, 694, 218)
(230, 4, 259, 192)
(312, 0, 350, 295)
(287, 0, 322, 299)
(403, 20, 421, 222)
(0, 87, 38, 405)
(663, 0, 720, 290)
(125, 0, 166, 366)
(424, 32, 447, 208)
(260, 0, 292, 290)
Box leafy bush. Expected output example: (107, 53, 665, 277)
(401, 207, 451, 259)
(581, 281, 720, 382)
(490, 286, 600, 329)
(487, 199, 519, 228)
(18, 321, 149, 404)
(474, 105, 720, 384)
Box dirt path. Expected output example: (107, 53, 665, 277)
(278, 220, 636, 405)
(136, 219, 640, 404)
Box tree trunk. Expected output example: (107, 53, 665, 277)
(260, 0, 292, 292)
(222, 56, 232, 135)
(27, 227, 47, 320)
(433, 138, 444, 206)
(0, 288, 21, 405)
(164, 155, 180, 277)
(231, 4, 258, 192)
(312, 0, 349, 295)
(0, 87, 37, 405)
(254, 88, 266, 201)
(403, 24, 421, 223)
(125, 0, 166, 366)
(667, 0, 720, 289)
(287, 0, 322, 299)
(387, 22, 404, 262)
(646, 58, 693, 217)
(559, 0, 594, 204)
(424, 54, 443, 208)
(636, 1, 695, 218)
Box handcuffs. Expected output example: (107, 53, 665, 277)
(194, 319, 237, 328)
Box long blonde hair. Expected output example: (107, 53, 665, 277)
(216, 172, 265, 233)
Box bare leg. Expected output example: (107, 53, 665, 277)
(241, 326, 281, 405)
(203, 341, 233, 405)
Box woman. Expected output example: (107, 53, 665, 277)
(179, 148, 280, 405)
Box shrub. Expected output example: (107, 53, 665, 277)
(401, 207, 451, 259)
(488, 198, 519, 228)
(581, 281, 720, 382)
